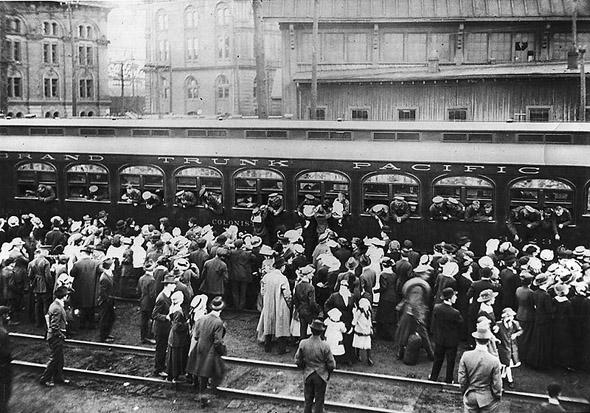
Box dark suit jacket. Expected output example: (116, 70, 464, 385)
(152, 291, 171, 336)
(137, 273, 157, 311)
(97, 272, 114, 306)
(46, 299, 67, 340)
(431, 302, 463, 347)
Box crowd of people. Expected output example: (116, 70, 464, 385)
(0, 202, 589, 412)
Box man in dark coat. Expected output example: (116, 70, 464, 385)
(499, 258, 520, 311)
(188, 296, 227, 408)
(137, 261, 157, 344)
(152, 274, 176, 377)
(39, 286, 70, 387)
(227, 239, 256, 310)
(44, 218, 67, 255)
(292, 266, 319, 340)
(429, 287, 463, 384)
(507, 205, 541, 243)
(0, 306, 13, 411)
(97, 259, 116, 343)
(70, 246, 100, 330)
(200, 248, 229, 303)
(394, 252, 413, 298)
(188, 238, 210, 275)
(28, 247, 53, 328)
(389, 196, 410, 224)
(294, 319, 336, 413)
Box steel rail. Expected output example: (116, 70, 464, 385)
(11, 333, 589, 406)
(11, 360, 405, 413)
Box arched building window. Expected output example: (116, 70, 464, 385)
(215, 3, 231, 27)
(156, 10, 168, 31)
(362, 173, 419, 211)
(234, 169, 283, 208)
(297, 171, 349, 205)
(7, 69, 22, 98)
(16, 162, 57, 197)
(186, 77, 199, 99)
(119, 165, 164, 200)
(510, 178, 573, 211)
(185, 6, 198, 28)
(216, 75, 230, 99)
(66, 164, 109, 200)
(79, 73, 94, 99)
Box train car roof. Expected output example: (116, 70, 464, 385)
(2, 118, 590, 133)
(1, 135, 589, 167)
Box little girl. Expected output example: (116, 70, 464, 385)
(352, 297, 374, 365)
(496, 307, 522, 389)
(324, 308, 347, 365)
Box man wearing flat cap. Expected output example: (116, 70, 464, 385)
(430, 287, 463, 384)
(459, 325, 503, 412)
(389, 196, 410, 224)
(295, 319, 336, 413)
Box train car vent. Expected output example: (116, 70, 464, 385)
(246, 130, 267, 138)
(329, 131, 352, 140)
(373, 132, 396, 140)
(468, 133, 493, 143)
(267, 130, 288, 138)
(208, 130, 227, 138)
(151, 129, 170, 136)
(132, 129, 151, 136)
(517, 134, 543, 143)
(308, 131, 329, 140)
(47, 128, 64, 136)
(397, 132, 420, 141)
(0, 127, 7, 135)
(97, 129, 115, 136)
(188, 129, 207, 137)
(80, 128, 98, 136)
(30, 128, 47, 135)
(442, 133, 468, 142)
(545, 134, 572, 144)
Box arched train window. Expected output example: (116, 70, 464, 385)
(175, 167, 222, 206)
(362, 173, 419, 212)
(234, 169, 283, 208)
(66, 164, 109, 201)
(433, 176, 494, 204)
(16, 162, 57, 198)
(510, 178, 573, 211)
(297, 171, 349, 205)
(120, 165, 164, 201)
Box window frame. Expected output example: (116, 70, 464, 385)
(433, 175, 495, 221)
(527, 106, 552, 122)
(448, 107, 468, 121)
(361, 172, 421, 216)
(65, 163, 110, 202)
(398, 108, 417, 121)
(509, 178, 574, 214)
(118, 165, 165, 204)
(15, 162, 58, 199)
(173, 166, 223, 208)
(350, 107, 370, 121)
(233, 168, 284, 209)
(296, 170, 350, 207)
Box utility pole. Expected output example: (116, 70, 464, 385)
(120, 62, 124, 97)
(310, 0, 319, 120)
(580, 47, 586, 121)
(66, 1, 77, 117)
(0, 2, 8, 115)
(252, 0, 268, 118)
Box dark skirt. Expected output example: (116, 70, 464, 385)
(525, 320, 552, 370)
(516, 319, 533, 361)
(376, 300, 398, 340)
(166, 345, 189, 379)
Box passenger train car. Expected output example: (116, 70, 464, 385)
(0, 118, 589, 253)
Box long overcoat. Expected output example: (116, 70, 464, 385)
(256, 269, 292, 338)
(186, 313, 226, 379)
(70, 257, 100, 308)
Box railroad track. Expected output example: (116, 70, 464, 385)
(10, 332, 590, 412)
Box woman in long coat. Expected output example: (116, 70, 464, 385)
(525, 275, 554, 370)
(551, 284, 574, 370)
(515, 275, 535, 360)
(166, 291, 190, 383)
(187, 296, 227, 408)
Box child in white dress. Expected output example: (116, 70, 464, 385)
(324, 308, 347, 364)
(352, 297, 374, 365)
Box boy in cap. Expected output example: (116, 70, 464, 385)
(295, 319, 336, 413)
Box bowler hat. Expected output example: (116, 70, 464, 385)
(310, 319, 326, 332)
(457, 235, 471, 246)
(441, 287, 456, 301)
(209, 296, 225, 311)
(472, 325, 494, 340)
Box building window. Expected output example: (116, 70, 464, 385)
(514, 33, 535, 62)
(216, 75, 230, 99)
(448, 108, 467, 121)
(234, 169, 283, 208)
(16, 162, 57, 198)
(346, 33, 368, 62)
(7, 74, 22, 98)
(489, 32, 512, 62)
(216, 3, 231, 26)
(217, 36, 230, 59)
(158, 40, 170, 61)
(43, 21, 59, 36)
(119, 165, 164, 201)
(77, 25, 93, 39)
(351, 108, 369, 121)
(78, 45, 93, 65)
(297, 171, 349, 206)
(398, 109, 416, 121)
(79, 77, 93, 99)
(307, 107, 327, 120)
(434, 176, 494, 205)
(157, 10, 168, 31)
(185, 7, 198, 28)
(175, 167, 222, 206)
(186, 37, 198, 61)
(528, 107, 551, 122)
(362, 173, 419, 212)
(43, 43, 58, 64)
(66, 164, 109, 200)
(8, 18, 22, 34)
(186, 77, 199, 99)
(511, 178, 573, 212)
(43, 74, 59, 98)
(7, 40, 22, 62)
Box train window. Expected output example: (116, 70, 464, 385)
(16, 162, 57, 198)
(234, 169, 283, 208)
(119, 165, 164, 203)
(510, 178, 573, 211)
(30, 127, 64, 136)
(398, 109, 416, 121)
(308, 131, 329, 140)
(528, 107, 551, 122)
(66, 164, 109, 201)
(397, 132, 420, 141)
(434, 176, 494, 211)
(297, 171, 349, 206)
(307, 131, 352, 140)
(174, 167, 222, 207)
(307, 107, 327, 120)
(362, 173, 419, 212)
(448, 108, 467, 121)
(80, 128, 115, 136)
(373, 132, 396, 141)
(545, 134, 572, 144)
(151, 129, 170, 136)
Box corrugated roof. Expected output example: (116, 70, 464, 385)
(264, 0, 589, 21)
(292, 62, 590, 83)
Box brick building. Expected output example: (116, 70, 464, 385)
(0, 1, 111, 118)
(265, 0, 590, 122)
(144, 0, 282, 117)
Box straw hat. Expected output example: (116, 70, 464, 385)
(477, 289, 499, 303)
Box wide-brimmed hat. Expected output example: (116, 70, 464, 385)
(10, 237, 25, 247)
(533, 273, 549, 286)
(142, 191, 153, 200)
(441, 287, 456, 300)
(209, 296, 225, 311)
(441, 262, 459, 277)
(298, 265, 314, 277)
(472, 325, 494, 340)
(259, 245, 274, 256)
(501, 307, 516, 318)
(539, 249, 554, 262)
(310, 319, 326, 332)
(318, 232, 330, 243)
(573, 246, 586, 257)
(477, 289, 499, 303)
(174, 258, 190, 271)
(478, 256, 494, 269)
(447, 197, 459, 205)
(250, 236, 262, 248)
(554, 283, 570, 296)
(524, 205, 536, 213)
(345, 257, 358, 271)
(293, 244, 305, 254)
(7, 216, 19, 227)
(432, 196, 444, 203)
